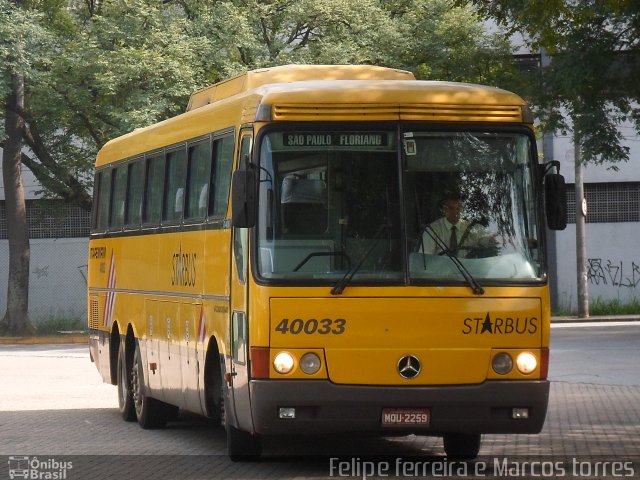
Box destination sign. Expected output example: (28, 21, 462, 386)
(282, 132, 389, 148)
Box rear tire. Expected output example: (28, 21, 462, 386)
(443, 433, 481, 459)
(206, 359, 224, 427)
(117, 341, 136, 422)
(132, 341, 172, 429)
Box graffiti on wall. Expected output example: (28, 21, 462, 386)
(587, 258, 640, 288)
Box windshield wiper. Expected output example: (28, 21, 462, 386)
(331, 223, 389, 295)
(422, 224, 485, 295)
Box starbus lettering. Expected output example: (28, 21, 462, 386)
(171, 245, 197, 287)
(462, 313, 538, 335)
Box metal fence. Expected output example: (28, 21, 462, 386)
(0, 200, 90, 324)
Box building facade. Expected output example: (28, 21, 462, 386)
(545, 121, 640, 311)
(0, 149, 90, 322)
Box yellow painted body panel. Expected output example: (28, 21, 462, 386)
(88, 227, 233, 355)
(187, 64, 415, 111)
(265, 288, 548, 385)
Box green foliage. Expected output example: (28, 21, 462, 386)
(34, 315, 85, 335)
(0, 0, 523, 207)
(464, 0, 640, 166)
(0, 0, 53, 142)
(590, 297, 640, 316)
(554, 297, 640, 317)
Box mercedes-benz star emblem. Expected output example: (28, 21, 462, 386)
(397, 355, 421, 379)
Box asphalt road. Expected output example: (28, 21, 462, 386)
(1, 322, 639, 479)
(550, 321, 640, 386)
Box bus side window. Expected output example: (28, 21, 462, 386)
(143, 154, 164, 225)
(126, 158, 144, 227)
(186, 140, 211, 220)
(96, 169, 112, 230)
(110, 165, 127, 229)
(164, 147, 187, 223)
(209, 134, 235, 218)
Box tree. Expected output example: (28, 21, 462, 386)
(0, 0, 520, 334)
(2, 0, 521, 208)
(0, 0, 49, 335)
(20, 0, 213, 209)
(0, 0, 211, 334)
(463, 0, 640, 317)
(195, 0, 521, 85)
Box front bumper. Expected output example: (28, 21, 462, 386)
(250, 379, 549, 436)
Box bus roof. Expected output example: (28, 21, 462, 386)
(96, 65, 530, 167)
(186, 65, 416, 111)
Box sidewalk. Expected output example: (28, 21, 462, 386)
(551, 314, 640, 323)
(0, 334, 88, 345)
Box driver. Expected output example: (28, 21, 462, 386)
(420, 195, 496, 257)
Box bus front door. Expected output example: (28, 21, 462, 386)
(228, 226, 253, 432)
(227, 132, 255, 433)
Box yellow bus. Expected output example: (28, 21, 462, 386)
(88, 64, 567, 460)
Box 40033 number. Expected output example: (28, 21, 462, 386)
(274, 318, 346, 335)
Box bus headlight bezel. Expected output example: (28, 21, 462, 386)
(299, 352, 321, 375)
(492, 352, 513, 375)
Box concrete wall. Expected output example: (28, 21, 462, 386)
(548, 119, 640, 310)
(0, 238, 88, 323)
(554, 224, 640, 311)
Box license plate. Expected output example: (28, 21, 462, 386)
(381, 408, 430, 427)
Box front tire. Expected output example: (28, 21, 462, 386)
(443, 433, 481, 459)
(117, 341, 136, 422)
(227, 424, 262, 461)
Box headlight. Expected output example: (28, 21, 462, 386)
(273, 352, 295, 374)
(492, 352, 513, 375)
(516, 352, 537, 375)
(299, 352, 321, 375)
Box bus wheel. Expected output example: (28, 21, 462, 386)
(131, 342, 170, 429)
(205, 357, 224, 427)
(227, 424, 262, 461)
(443, 433, 481, 459)
(117, 341, 136, 422)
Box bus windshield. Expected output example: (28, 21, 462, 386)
(256, 127, 541, 285)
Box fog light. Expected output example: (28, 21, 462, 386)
(516, 352, 537, 375)
(512, 407, 529, 419)
(273, 352, 295, 374)
(492, 352, 513, 375)
(279, 407, 296, 419)
(299, 352, 321, 375)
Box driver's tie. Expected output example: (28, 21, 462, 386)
(449, 225, 458, 252)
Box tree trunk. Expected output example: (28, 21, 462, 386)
(1, 73, 35, 336)
(574, 132, 589, 318)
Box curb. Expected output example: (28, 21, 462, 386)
(551, 315, 640, 323)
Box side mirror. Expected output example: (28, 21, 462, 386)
(544, 173, 567, 230)
(231, 169, 257, 228)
